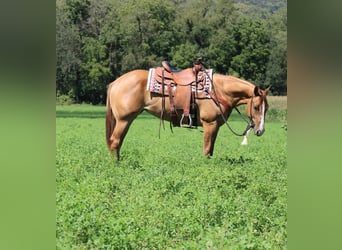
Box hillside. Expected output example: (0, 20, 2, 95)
(234, 0, 287, 13)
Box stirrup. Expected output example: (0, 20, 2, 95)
(180, 114, 192, 128)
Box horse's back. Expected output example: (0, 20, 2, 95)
(109, 70, 149, 96)
(107, 69, 149, 118)
(109, 69, 148, 88)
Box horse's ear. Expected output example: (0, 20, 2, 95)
(265, 85, 272, 94)
(254, 86, 260, 96)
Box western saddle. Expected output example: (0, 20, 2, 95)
(154, 58, 204, 128)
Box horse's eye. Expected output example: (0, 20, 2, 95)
(254, 106, 259, 111)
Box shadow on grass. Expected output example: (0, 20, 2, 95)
(56, 110, 158, 119)
(219, 155, 254, 166)
(56, 110, 105, 119)
(55, 107, 281, 122)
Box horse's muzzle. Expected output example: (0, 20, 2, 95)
(255, 129, 265, 136)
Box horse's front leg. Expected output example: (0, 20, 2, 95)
(202, 121, 219, 157)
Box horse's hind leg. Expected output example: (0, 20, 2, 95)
(108, 117, 136, 160)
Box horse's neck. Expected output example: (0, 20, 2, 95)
(214, 74, 255, 106)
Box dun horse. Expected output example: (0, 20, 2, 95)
(106, 63, 270, 160)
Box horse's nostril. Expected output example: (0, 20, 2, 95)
(256, 129, 264, 136)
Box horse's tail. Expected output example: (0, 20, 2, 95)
(105, 84, 115, 150)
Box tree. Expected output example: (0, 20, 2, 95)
(65, 0, 90, 30)
(56, 0, 287, 104)
(79, 37, 111, 104)
(117, 0, 176, 71)
(229, 17, 270, 85)
(56, 0, 81, 99)
(207, 29, 235, 74)
(265, 7, 287, 95)
(170, 42, 200, 69)
(99, 0, 123, 80)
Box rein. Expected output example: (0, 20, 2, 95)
(202, 68, 254, 137)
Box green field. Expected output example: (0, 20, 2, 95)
(56, 101, 287, 249)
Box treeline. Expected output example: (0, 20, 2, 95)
(234, 0, 286, 13)
(56, 0, 287, 104)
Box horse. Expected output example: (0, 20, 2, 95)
(106, 69, 270, 160)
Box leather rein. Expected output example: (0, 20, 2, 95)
(202, 68, 255, 137)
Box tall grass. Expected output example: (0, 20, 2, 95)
(267, 96, 287, 110)
(266, 96, 287, 123)
(231, 96, 287, 123)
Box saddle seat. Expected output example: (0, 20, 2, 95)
(161, 60, 202, 85)
(161, 60, 179, 73)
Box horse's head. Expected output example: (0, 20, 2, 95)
(246, 86, 271, 136)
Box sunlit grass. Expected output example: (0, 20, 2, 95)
(56, 104, 287, 249)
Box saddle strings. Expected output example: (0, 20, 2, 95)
(159, 69, 166, 139)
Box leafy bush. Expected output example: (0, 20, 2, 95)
(56, 93, 74, 105)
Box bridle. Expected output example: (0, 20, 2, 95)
(203, 85, 256, 136)
(237, 95, 256, 135)
(202, 64, 264, 136)
(202, 67, 257, 137)
(219, 94, 256, 137)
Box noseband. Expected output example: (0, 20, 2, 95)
(247, 95, 256, 129)
(235, 95, 255, 136)
(217, 93, 267, 137)
(246, 95, 268, 135)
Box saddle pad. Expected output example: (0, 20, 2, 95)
(146, 68, 213, 98)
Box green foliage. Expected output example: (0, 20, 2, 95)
(56, 92, 74, 105)
(170, 42, 200, 69)
(234, 0, 287, 13)
(56, 0, 82, 99)
(56, 0, 287, 103)
(265, 7, 287, 94)
(56, 104, 287, 249)
(79, 37, 111, 104)
(229, 18, 270, 85)
(65, 0, 90, 25)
